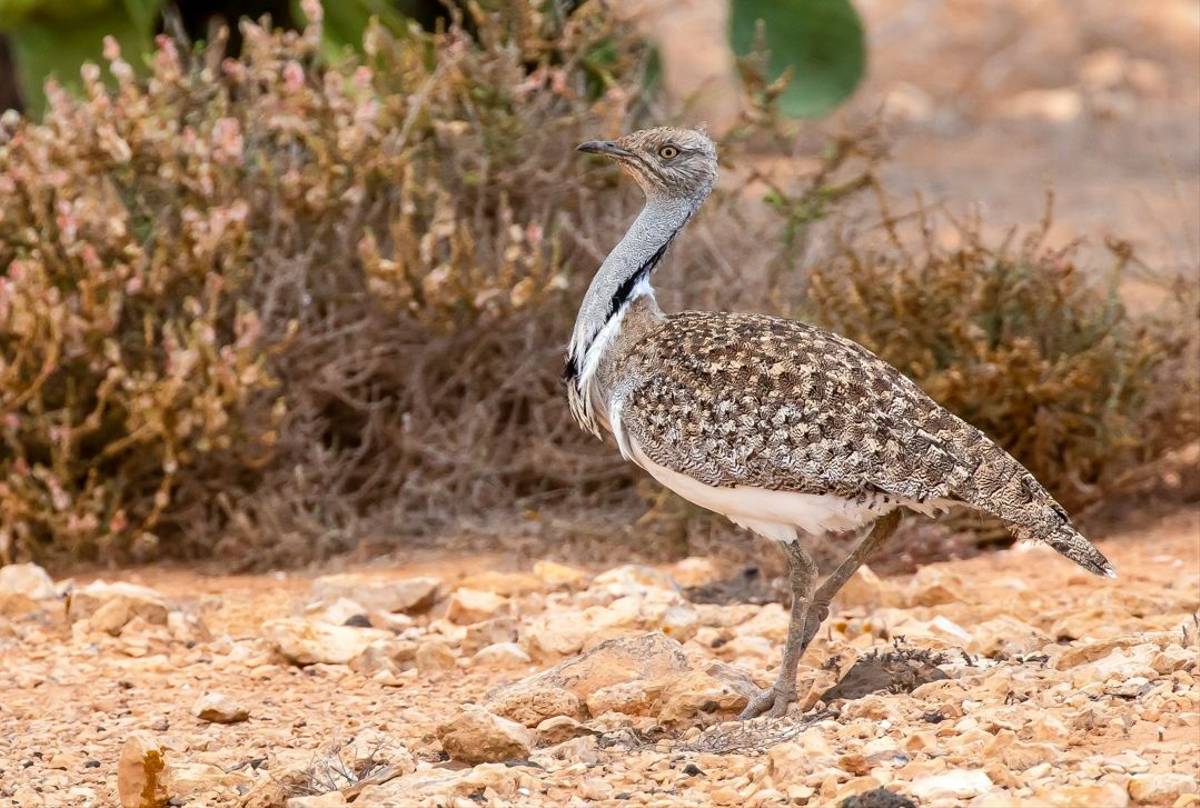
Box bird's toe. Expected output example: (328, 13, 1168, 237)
(738, 687, 794, 721)
(767, 694, 792, 719)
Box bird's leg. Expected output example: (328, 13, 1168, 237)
(738, 512, 903, 722)
(799, 510, 902, 648)
(738, 541, 817, 720)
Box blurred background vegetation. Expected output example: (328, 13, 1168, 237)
(0, 0, 865, 117)
(0, 0, 1196, 569)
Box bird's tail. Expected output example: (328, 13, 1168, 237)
(1017, 522, 1116, 578)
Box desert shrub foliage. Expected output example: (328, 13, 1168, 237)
(807, 201, 1198, 515)
(0, 1, 808, 565)
(0, 2, 661, 563)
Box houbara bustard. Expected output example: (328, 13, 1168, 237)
(565, 127, 1115, 720)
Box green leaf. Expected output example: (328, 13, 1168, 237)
(118, 0, 158, 37)
(0, 0, 111, 28)
(292, 0, 414, 53)
(7, 2, 147, 116)
(728, 0, 865, 118)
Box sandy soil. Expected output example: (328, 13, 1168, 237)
(1, 509, 1196, 807)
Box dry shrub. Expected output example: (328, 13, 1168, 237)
(0, 52, 280, 563)
(0, 1, 815, 566)
(806, 197, 1199, 518)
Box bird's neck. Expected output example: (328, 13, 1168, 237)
(566, 195, 703, 435)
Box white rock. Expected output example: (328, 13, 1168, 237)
(355, 765, 521, 804)
(192, 692, 250, 724)
(883, 83, 934, 123)
(472, 642, 531, 668)
(262, 618, 391, 665)
(164, 760, 254, 800)
(724, 635, 773, 659)
(836, 564, 897, 610)
(658, 604, 701, 642)
(462, 616, 518, 654)
(906, 567, 966, 607)
(1002, 88, 1084, 123)
(445, 588, 509, 625)
(350, 638, 416, 675)
(0, 563, 57, 600)
(117, 733, 167, 808)
(311, 574, 440, 614)
(1080, 48, 1128, 90)
(1056, 636, 1145, 668)
(586, 677, 667, 717)
(531, 560, 589, 589)
(121, 735, 255, 804)
(1150, 644, 1194, 674)
(439, 706, 534, 763)
(304, 597, 369, 626)
(579, 778, 615, 801)
(734, 604, 789, 642)
(10, 787, 42, 806)
(587, 564, 679, 603)
(167, 610, 211, 644)
(488, 683, 584, 727)
(489, 633, 688, 725)
(415, 640, 457, 673)
(928, 616, 972, 643)
(657, 668, 751, 726)
(91, 598, 137, 635)
(0, 590, 44, 619)
(911, 769, 994, 800)
(693, 602, 761, 629)
(425, 617, 468, 644)
(367, 610, 416, 633)
(590, 564, 676, 589)
(64, 787, 99, 807)
(1070, 645, 1158, 688)
(769, 735, 835, 780)
(1128, 772, 1198, 804)
(521, 608, 618, 657)
(667, 557, 723, 587)
(67, 581, 168, 628)
(536, 715, 590, 746)
(286, 793, 348, 807)
(457, 570, 542, 596)
(1035, 783, 1129, 807)
(968, 615, 1050, 658)
(343, 728, 415, 775)
(889, 613, 973, 647)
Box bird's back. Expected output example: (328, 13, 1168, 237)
(609, 310, 1113, 575)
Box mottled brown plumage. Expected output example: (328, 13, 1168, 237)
(606, 310, 1111, 575)
(568, 126, 1114, 720)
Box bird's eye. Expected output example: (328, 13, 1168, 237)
(658, 145, 679, 160)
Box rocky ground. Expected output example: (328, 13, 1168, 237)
(0, 509, 1197, 808)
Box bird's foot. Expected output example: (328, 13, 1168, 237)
(738, 686, 794, 721)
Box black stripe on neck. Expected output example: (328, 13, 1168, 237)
(605, 234, 673, 322)
(565, 220, 687, 386)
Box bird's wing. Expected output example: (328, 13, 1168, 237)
(615, 311, 1113, 575)
(616, 311, 973, 502)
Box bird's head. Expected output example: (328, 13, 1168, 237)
(577, 126, 718, 204)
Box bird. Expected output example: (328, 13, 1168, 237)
(564, 126, 1116, 720)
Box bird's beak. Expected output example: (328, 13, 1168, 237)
(576, 139, 630, 159)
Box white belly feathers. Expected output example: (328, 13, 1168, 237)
(626, 436, 899, 543)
